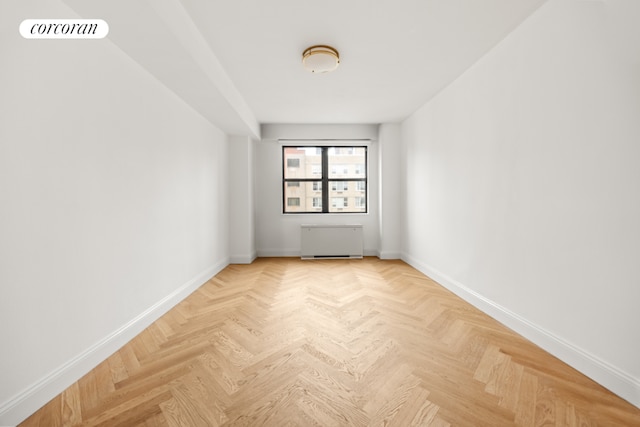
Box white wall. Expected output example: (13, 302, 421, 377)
(257, 124, 379, 256)
(0, 1, 230, 424)
(378, 123, 402, 259)
(229, 136, 256, 263)
(400, 0, 640, 407)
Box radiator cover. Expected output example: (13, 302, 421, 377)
(301, 224, 363, 259)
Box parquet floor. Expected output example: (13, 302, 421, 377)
(20, 258, 640, 426)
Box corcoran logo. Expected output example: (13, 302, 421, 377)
(20, 19, 109, 39)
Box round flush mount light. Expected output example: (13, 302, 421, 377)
(302, 45, 340, 73)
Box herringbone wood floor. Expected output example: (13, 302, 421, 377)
(20, 258, 640, 426)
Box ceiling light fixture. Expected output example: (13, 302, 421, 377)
(302, 45, 340, 73)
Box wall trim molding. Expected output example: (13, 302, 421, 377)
(401, 252, 640, 409)
(0, 258, 229, 427)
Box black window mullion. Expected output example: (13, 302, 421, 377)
(321, 147, 329, 213)
(364, 146, 368, 214)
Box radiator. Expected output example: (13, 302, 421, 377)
(301, 224, 363, 259)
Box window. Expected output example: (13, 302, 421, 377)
(330, 165, 349, 176)
(332, 197, 348, 208)
(283, 146, 367, 213)
(331, 182, 348, 192)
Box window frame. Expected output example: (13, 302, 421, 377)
(282, 145, 368, 214)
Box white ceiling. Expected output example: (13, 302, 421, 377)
(181, 0, 546, 124)
(64, 0, 547, 136)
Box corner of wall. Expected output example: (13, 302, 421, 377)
(0, 259, 229, 426)
(400, 252, 640, 409)
(229, 252, 257, 264)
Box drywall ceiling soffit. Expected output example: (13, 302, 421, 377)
(62, 0, 261, 139)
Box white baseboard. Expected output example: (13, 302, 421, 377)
(401, 252, 640, 410)
(229, 252, 257, 264)
(256, 249, 299, 257)
(378, 250, 401, 260)
(0, 258, 229, 427)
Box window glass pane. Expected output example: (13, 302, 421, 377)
(283, 181, 322, 212)
(328, 147, 366, 179)
(283, 182, 302, 212)
(284, 146, 322, 179)
(328, 180, 366, 213)
(304, 182, 322, 212)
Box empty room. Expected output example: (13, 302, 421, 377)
(1, 0, 639, 426)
